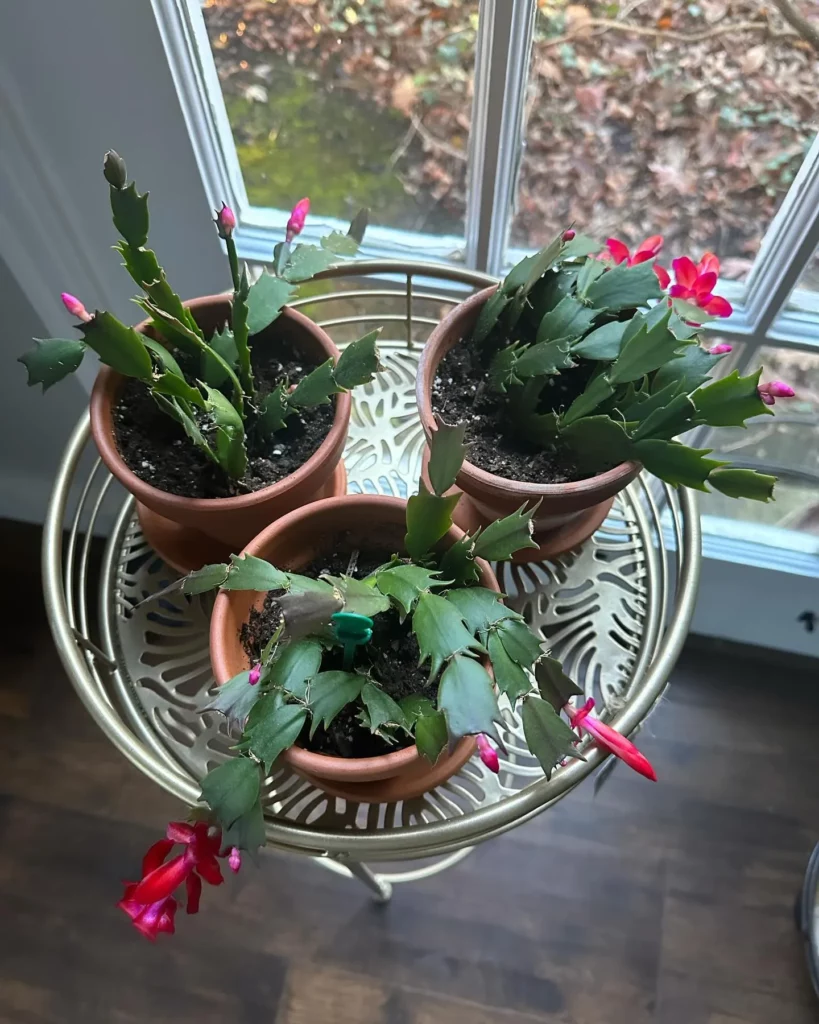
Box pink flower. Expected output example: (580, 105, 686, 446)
(562, 229, 576, 241)
(669, 254, 732, 318)
(286, 197, 310, 242)
(228, 847, 242, 873)
(119, 821, 227, 939)
(601, 235, 670, 288)
(757, 380, 795, 407)
(564, 699, 657, 781)
(476, 734, 499, 774)
(215, 203, 236, 239)
(709, 344, 732, 355)
(61, 292, 91, 322)
(248, 663, 261, 686)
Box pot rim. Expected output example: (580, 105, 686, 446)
(417, 284, 641, 496)
(209, 492, 499, 779)
(89, 294, 352, 512)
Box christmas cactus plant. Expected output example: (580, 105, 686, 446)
(119, 423, 655, 939)
(468, 230, 793, 500)
(18, 152, 380, 481)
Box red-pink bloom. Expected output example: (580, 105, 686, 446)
(565, 699, 657, 781)
(248, 663, 261, 686)
(476, 734, 499, 774)
(118, 885, 178, 941)
(215, 202, 236, 239)
(601, 235, 669, 289)
(757, 380, 795, 407)
(229, 847, 242, 873)
(286, 197, 310, 242)
(61, 292, 91, 322)
(562, 229, 576, 241)
(120, 821, 226, 938)
(669, 254, 732, 318)
(709, 343, 732, 355)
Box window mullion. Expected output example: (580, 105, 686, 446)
(465, 0, 535, 275)
(742, 134, 819, 334)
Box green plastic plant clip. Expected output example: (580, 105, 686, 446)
(331, 611, 373, 670)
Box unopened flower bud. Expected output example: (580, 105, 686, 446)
(61, 292, 91, 322)
(562, 229, 576, 241)
(709, 344, 732, 355)
(215, 203, 236, 240)
(228, 847, 242, 873)
(248, 663, 261, 686)
(103, 150, 127, 189)
(758, 380, 795, 406)
(476, 734, 499, 774)
(286, 197, 310, 242)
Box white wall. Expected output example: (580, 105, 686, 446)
(0, 0, 230, 523)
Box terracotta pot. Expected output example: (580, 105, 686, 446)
(210, 493, 500, 803)
(417, 285, 641, 562)
(90, 295, 350, 572)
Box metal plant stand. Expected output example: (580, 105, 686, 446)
(42, 261, 701, 900)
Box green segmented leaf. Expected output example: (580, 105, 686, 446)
(488, 343, 522, 392)
(308, 671, 367, 737)
(691, 369, 770, 427)
(321, 230, 360, 257)
(576, 257, 607, 297)
(560, 415, 633, 472)
(494, 617, 543, 669)
(287, 358, 340, 408)
(535, 656, 583, 712)
(445, 587, 520, 636)
(561, 233, 601, 259)
(438, 654, 502, 746)
(708, 467, 777, 502)
(222, 798, 266, 857)
(562, 373, 615, 425)
(266, 638, 323, 699)
(514, 338, 575, 379)
(608, 309, 686, 385)
(223, 553, 290, 591)
(110, 182, 149, 247)
(361, 681, 407, 734)
(427, 416, 467, 496)
(404, 482, 460, 560)
(347, 207, 369, 244)
(142, 336, 185, 378)
(200, 757, 261, 830)
(535, 295, 600, 344)
(437, 535, 480, 587)
(246, 272, 294, 336)
(80, 312, 153, 380)
(632, 439, 725, 490)
(472, 504, 538, 561)
(585, 259, 664, 310)
(414, 708, 449, 764)
(240, 696, 307, 772)
(204, 670, 262, 729)
(152, 371, 205, 408)
(374, 565, 445, 619)
(571, 320, 627, 360)
(181, 562, 230, 594)
(19, 339, 86, 391)
(283, 244, 337, 283)
(258, 383, 290, 436)
(412, 592, 485, 680)
(473, 289, 509, 345)
(333, 330, 383, 390)
(321, 574, 390, 617)
(202, 326, 238, 386)
(631, 393, 697, 442)
(520, 695, 578, 780)
(652, 343, 723, 395)
(487, 631, 531, 704)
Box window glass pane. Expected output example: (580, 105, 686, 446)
(202, 0, 477, 237)
(511, 3, 818, 282)
(785, 244, 819, 315)
(699, 346, 819, 533)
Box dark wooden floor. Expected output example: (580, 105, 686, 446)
(1, 520, 818, 1023)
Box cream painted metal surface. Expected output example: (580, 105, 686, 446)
(42, 261, 701, 888)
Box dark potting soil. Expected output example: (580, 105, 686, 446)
(240, 546, 435, 759)
(113, 336, 334, 499)
(433, 342, 614, 484)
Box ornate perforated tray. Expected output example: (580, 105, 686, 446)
(43, 261, 700, 886)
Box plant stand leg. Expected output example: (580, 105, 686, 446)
(340, 858, 393, 903)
